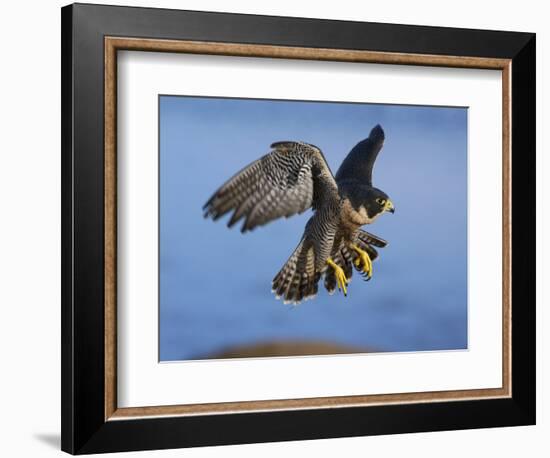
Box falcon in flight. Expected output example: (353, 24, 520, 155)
(203, 124, 394, 304)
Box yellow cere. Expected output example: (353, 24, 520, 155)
(384, 199, 395, 213)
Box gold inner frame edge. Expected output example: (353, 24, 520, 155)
(104, 37, 512, 421)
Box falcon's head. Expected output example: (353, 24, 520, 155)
(362, 187, 395, 220)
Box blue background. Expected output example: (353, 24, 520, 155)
(159, 95, 468, 361)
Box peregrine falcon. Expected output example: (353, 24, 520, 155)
(203, 124, 394, 304)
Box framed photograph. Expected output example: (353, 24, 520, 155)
(61, 3, 536, 454)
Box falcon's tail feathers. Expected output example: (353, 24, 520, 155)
(272, 239, 320, 305)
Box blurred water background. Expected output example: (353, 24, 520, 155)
(159, 95, 467, 361)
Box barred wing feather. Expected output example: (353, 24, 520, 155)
(203, 142, 338, 232)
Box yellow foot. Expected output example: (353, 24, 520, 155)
(326, 258, 349, 296)
(350, 244, 373, 280)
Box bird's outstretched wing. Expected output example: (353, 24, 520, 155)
(204, 142, 338, 232)
(335, 124, 385, 186)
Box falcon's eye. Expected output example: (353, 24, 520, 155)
(376, 198, 386, 206)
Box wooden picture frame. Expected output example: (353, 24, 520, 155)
(61, 3, 535, 454)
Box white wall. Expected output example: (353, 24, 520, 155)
(0, 1, 545, 456)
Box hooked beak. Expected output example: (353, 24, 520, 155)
(384, 200, 395, 214)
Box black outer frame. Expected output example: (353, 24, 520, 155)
(61, 3, 536, 454)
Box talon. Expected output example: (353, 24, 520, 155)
(350, 244, 373, 280)
(326, 258, 348, 296)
